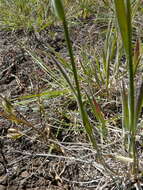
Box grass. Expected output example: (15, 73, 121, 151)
(0, 0, 143, 188)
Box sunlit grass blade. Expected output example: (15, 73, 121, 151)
(121, 81, 129, 149)
(133, 39, 141, 75)
(103, 19, 115, 87)
(51, 55, 77, 97)
(12, 89, 69, 105)
(121, 81, 129, 131)
(86, 92, 107, 138)
(42, 44, 73, 71)
(135, 80, 143, 124)
(114, 0, 130, 55)
(114, 0, 135, 139)
(94, 57, 104, 87)
(114, 0, 138, 177)
(113, 38, 123, 77)
(51, 0, 99, 149)
(26, 49, 62, 87)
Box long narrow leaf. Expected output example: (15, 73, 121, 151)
(51, 55, 77, 97)
(135, 80, 143, 124)
(114, 0, 129, 54)
(86, 92, 107, 138)
(121, 81, 129, 131)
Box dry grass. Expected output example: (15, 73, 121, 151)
(0, 0, 143, 189)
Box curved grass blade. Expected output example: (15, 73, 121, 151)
(114, 0, 135, 139)
(51, 0, 98, 149)
(86, 92, 107, 138)
(114, 0, 129, 54)
(26, 49, 62, 87)
(114, 0, 138, 177)
(12, 89, 69, 105)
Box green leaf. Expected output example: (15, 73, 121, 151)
(121, 81, 129, 131)
(114, 0, 131, 56)
(135, 80, 143, 124)
(133, 39, 140, 75)
(12, 89, 70, 105)
(51, 0, 65, 21)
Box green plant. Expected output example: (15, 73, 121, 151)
(50, 0, 143, 181)
(114, 0, 143, 180)
(1, 0, 143, 187)
(0, 0, 52, 30)
(49, 0, 122, 173)
(51, 0, 100, 150)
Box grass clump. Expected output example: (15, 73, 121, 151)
(50, 0, 143, 183)
(0, 0, 143, 189)
(0, 0, 52, 30)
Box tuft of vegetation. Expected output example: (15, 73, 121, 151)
(0, 0, 143, 189)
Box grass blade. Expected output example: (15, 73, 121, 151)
(114, 0, 138, 177)
(135, 80, 143, 124)
(133, 39, 140, 75)
(86, 92, 107, 138)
